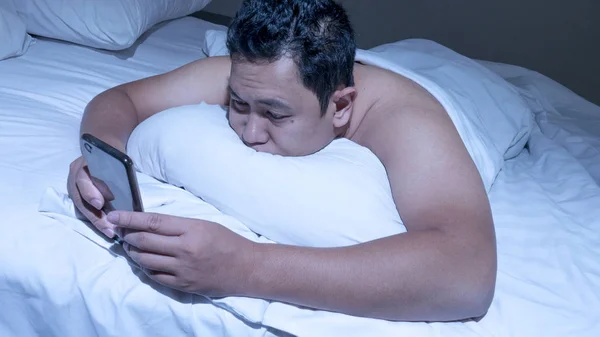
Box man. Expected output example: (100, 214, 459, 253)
(67, 0, 496, 322)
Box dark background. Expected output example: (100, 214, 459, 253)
(196, 0, 600, 105)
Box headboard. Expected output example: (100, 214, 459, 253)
(199, 0, 600, 105)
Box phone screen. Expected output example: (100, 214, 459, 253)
(81, 134, 143, 213)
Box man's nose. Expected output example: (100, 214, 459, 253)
(242, 113, 269, 146)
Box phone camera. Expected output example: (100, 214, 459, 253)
(84, 143, 92, 153)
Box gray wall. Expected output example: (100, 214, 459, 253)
(203, 0, 600, 104)
(203, 0, 243, 17)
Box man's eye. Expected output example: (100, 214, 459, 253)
(231, 99, 249, 111)
(266, 111, 286, 120)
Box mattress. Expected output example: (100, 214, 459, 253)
(0, 16, 599, 337)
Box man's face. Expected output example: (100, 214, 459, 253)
(227, 57, 338, 156)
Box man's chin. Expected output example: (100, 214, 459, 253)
(252, 147, 303, 157)
(270, 149, 324, 158)
(249, 143, 330, 157)
(249, 145, 280, 156)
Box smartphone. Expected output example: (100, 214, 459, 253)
(80, 133, 144, 215)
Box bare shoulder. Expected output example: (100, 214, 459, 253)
(177, 55, 232, 78)
(353, 62, 442, 118)
(352, 63, 451, 163)
(120, 56, 232, 121)
(352, 63, 493, 232)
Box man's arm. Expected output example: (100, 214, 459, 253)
(68, 56, 231, 237)
(80, 56, 231, 151)
(108, 82, 496, 321)
(241, 105, 497, 321)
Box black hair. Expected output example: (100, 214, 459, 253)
(226, 0, 356, 115)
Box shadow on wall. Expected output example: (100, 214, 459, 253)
(201, 0, 600, 105)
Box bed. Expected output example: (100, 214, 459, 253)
(1, 3, 599, 337)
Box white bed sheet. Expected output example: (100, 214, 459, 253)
(0, 16, 599, 337)
(0, 17, 275, 337)
(479, 60, 600, 185)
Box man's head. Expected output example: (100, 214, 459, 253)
(226, 0, 357, 156)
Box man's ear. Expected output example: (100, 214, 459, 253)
(331, 87, 357, 128)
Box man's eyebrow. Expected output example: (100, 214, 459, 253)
(228, 86, 243, 101)
(256, 97, 292, 112)
(228, 85, 292, 112)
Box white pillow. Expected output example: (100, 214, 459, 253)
(127, 103, 406, 247)
(203, 29, 228, 57)
(12, 0, 213, 50)
(0, 1, 32, 60)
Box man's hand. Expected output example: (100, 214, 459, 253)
(67, 156, 115, 238)
(108, 211, 256, 297)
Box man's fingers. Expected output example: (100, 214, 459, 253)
(146, 271, 180, 290)
(66, 157, 115, 238)
(74, 201, 114, 238)
(75, 176, 116, 237)
(67, 158, 89, 210)
(76, 168, 104, 210)
(91, 213, 117, 238)
(109, 211, 186, 236)
(124, 243, 194, 292)
(122, 231, 179, 257)
(124, 243, 178, 274)
(72, 198, 115, 238)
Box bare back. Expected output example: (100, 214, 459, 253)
(348, 62, 494, 243)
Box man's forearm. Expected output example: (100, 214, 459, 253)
(80, 89, 139, 152)
(243, 229, 496, 322)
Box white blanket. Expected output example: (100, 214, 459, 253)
(38, 124, 600, 337)
(479, 60, 600, 185)
(355, 39, 533, 192)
